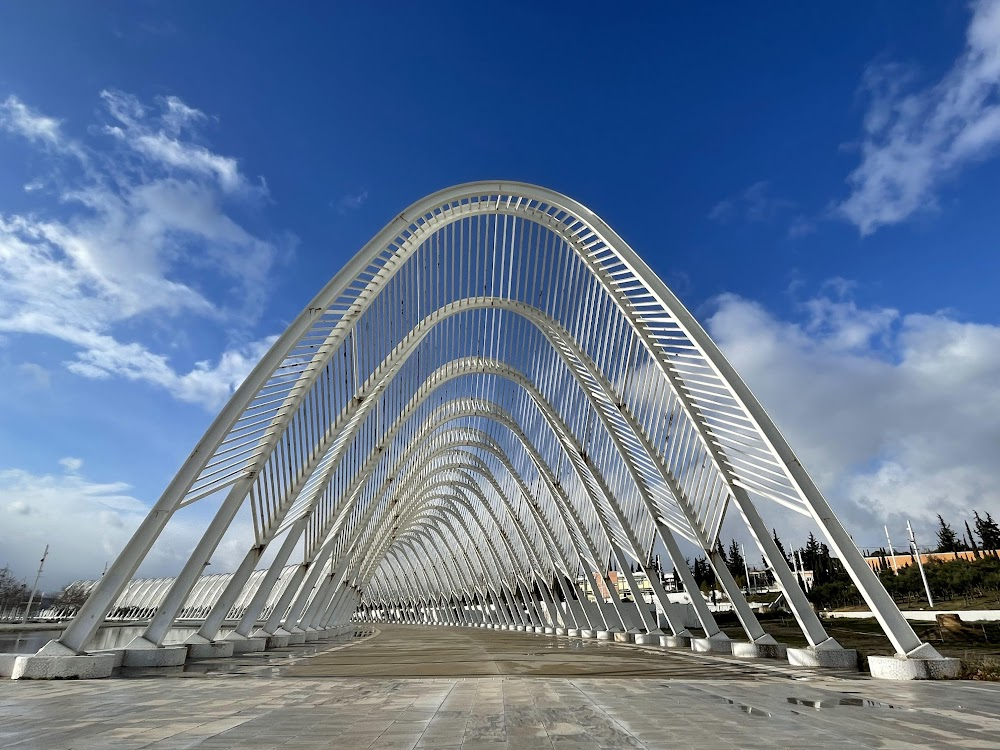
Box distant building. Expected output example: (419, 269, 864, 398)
(576, 569, 680, 603)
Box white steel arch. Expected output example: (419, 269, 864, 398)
(41, 181, 949, 674)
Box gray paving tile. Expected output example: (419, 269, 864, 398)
(2, 625, 999, 750)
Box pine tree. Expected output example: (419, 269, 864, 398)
(727, 539, 745, 583)
(690, 556, 715, 589)
(771, 528, 791, 567)
(965, 521, 981, 559)
(802, 532, 822, 571)
(974, 511, 1000, 553)
(935, 514, 963, 553)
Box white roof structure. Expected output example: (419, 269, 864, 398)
(45, 182, 946, 674)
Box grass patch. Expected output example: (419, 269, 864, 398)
(958, 654, 1000, 681)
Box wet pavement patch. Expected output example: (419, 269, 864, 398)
(787, 696, 914, 710)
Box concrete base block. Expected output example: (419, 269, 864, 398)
(303, 631, 320, 642)
(596, 630, 618, 641)
(731, 641, 788, 660)
(91, 649, 125, 668)
(123, 645, 188, 668)
(544, 626, 555, 634)
(533, 626, 546, 634)
(228, 636, 267, 653)
(868, 655, 961, 680)
(554, 627, 567, 636)
(787, 647, 858, 670)
(565, 628, 582, 637)
(265, 634, 291, 649)
(633, 633, 660, 645)
(186, 641, 235, 660)
(287, 632, 307, 645)
(0, 654, 20, 678)
(581, 629, 597, 639)
(614, 631, 634, 643)
(660, 635, 691, 648)
(691, 637, 733, 654)
(2, 653, 115, 680)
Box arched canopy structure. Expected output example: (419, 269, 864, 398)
(48, 181, 944, 669)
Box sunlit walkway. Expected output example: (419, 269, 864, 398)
(282, 624, 777, 679)
(0, 625, 997, 749)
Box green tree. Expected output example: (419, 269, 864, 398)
(715, 539, 728, 567)
(726, 539, 746, 586)
(0, 566, 29, 608)
(935, 515, 964, 553)
(771, 528, 791, 567)
(53, 582, 91, 612)
(974, 511, 1000, 553)
(965, 520, 981, 559)
(690, 556, 715, 589)
(800, 533, 822, 571)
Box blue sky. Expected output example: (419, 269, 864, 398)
(2, 2, 999, 587)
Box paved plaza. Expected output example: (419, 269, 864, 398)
(2, 625, 999, 749)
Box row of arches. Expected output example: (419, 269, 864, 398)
(43, 182, 941, 672)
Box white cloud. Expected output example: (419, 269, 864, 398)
(0, 95, 64, 148)
(336, 188, 369, 214)
(838, 0, 1000, 234)
(709, 181, 794, 224)
(786, 216, 817, 239)
(65, 332, 278, 408)
(1, 464, 149, 586)
(0, 91, 292, 409)
(707, 288, 1000, 546)
(0, 461, 270, 588)
(58, 457, 84, 473)
(99, 89, 262, 196)
(17, 361, 50, 389)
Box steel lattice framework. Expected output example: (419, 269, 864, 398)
(45, 181, 944, 667)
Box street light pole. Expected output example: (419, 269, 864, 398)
(884, 525, 898, 574)
(22, 544, 49, 624)
(907, 521, 934, 608)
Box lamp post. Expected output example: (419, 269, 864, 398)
(907, 520, 934, 608)
(22, 545, 49, 624)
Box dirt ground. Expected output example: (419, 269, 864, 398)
(716, 612, 1000, 666)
